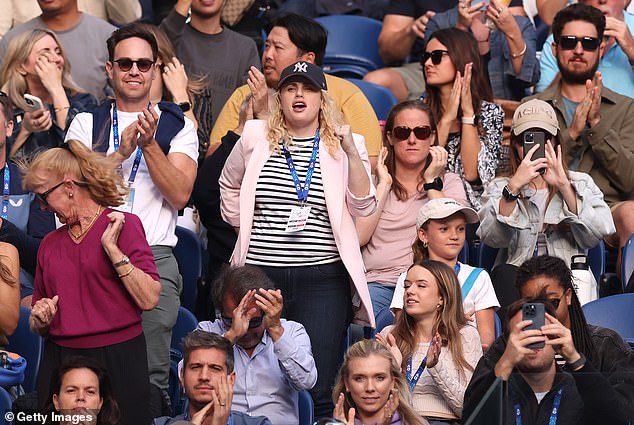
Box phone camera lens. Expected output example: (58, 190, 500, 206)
(525, 134, 534, 142)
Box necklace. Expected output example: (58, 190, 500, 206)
(68, 205, 102, 240)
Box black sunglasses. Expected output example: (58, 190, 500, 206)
(36, 181, 65, 206)
(220, 314, 264, 329)
(421, 50, 449, 65)
(113, 58, 155, 72)
(391, 125, 433, 141)
(557, 36, 600, 51)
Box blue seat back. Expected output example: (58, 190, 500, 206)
(298, 390, 314, 425)
(622, 234, 634, 291)
(6, 306, 43, 393)
(170, 307, 199, 352)
(0, 386, 12, 419)
(346, 78, 397, 121)
(476, 242, 499, 272)
(174, 226, 203, 314)
(587, 241, 605, 284)
(582, 293, 634, 346)
(494, 312, 503, 338)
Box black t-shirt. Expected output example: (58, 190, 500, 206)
(386, 0, 523, 61)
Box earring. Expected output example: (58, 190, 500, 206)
(69, 193, 73, 198)
(436, 304, 442, 310)
(422, 240, 428, 248)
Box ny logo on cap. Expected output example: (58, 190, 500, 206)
(294, 62, 308, 73)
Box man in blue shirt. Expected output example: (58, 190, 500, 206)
(536, 0, 634, 97)
(196, 265, 317, 425)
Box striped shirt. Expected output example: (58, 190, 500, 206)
(246, 137, 340, 267)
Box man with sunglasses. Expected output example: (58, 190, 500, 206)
(536, 0, 634, 97)
(65, 24, 199, 416)
(194, 265, 317, 425)
(528, 3, 634, 285)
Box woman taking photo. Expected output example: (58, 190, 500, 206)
(0, 29, 97, 160)
(24, 139, 160, 425)
(477, 100, 614, 302)
(357, 100, 467, 322)
(378, 260, 482, 424)
(423, 27, 503, 211)
(220, 61, 376, 417)
(331, 339, 428, 425)
(43, 356, 120, 425)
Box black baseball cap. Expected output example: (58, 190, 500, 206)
(277, 61, 328, 91)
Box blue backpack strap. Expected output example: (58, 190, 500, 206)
(462, 267, 484, 300)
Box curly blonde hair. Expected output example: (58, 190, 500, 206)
(0, 29, 83, 111)
(267, 88, 344, 156)
(22, 139, 127, 207)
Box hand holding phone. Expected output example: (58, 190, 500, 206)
(522, 303, 545, 348)
(24, 94, 44, 112)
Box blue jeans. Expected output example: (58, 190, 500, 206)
(259, 261, 352, 419)
(368, 282, 395, 323)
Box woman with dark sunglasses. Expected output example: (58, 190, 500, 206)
(22, 139, 160, 425)
(356, 100, 467, 324)
(422, 28, 503, 212)
(0, 29, 97, 161)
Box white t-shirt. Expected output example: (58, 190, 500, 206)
(65, 105, 199, 247)
(390, 262, 500, 329)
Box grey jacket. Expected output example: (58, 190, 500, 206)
(477, 171, 615, 266)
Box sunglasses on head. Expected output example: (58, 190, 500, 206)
(421, 50, 449, 66)
(557, 36, 600, 51)
(391, 125, 433, 141)
(113, 58, 155, 72)
(219, 314, 264, 329)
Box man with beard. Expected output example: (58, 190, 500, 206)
(193, 265, 317, 425)
(528, 3, 634, 283)
(536, 0, 634, 98)
(155, 330, 272, 425)
(464, 297, 620, 424)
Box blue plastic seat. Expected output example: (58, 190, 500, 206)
(494, 311, 503, 338)
(0, 386, 12, 420)
(6, 306, 44, 393)
(170, 307, 199, 352)
(587, 241, 605, 284)
(298, 390, 314, 425)
(316, 15, 385, 78)
(476, 242, 499, 272)
(174, 226, 203, 314)
(582, 293, 634, 347)
(346, 78, 397, 121)
(622, 234, 634, 291)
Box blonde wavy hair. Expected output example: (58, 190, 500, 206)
(267, 88, 344, 156)
(332, 339, 426, 425)
(22, 139, 127, 207)
(391, 260, 473, 380)
(0, 29, 83, 111)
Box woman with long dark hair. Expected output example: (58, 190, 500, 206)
(423, 28, 503, 210)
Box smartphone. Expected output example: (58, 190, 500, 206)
(24, 94, 44, 112)
(523, 131, 546, 161)
(522, 303, 545, 349)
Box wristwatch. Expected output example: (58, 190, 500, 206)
(461, 114, 480, 126)
(502, 185, 519, 201)
(423, 177, 444, 192)
(178, 101, 191, 112)
(113, 255, 130, 268)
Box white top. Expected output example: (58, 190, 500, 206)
(390, 262, 500, 328)
(66, 105, 199, 247)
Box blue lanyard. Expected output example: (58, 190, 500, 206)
(406, 341, 432, 391)
(1, 164, 9, 219)
(454, 263, 460, 275)
(514, 388, 563, 425)
(112, 102, 146, 183)
(281, 129, 320, 205)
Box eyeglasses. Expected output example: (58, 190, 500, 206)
(557, 36, 600, 51)
(391, 125, 433, 141)
(36, 181, 65, 206)
(546, 293, 565, 310)
(113, 58, 155, 72)
(421, 50, 449, 65)
(219, 314, 264, 329)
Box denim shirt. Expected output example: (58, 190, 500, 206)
(477, 171, 615, 266)
(424, 7, 540, 100)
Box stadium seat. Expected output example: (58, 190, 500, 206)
(298, 390, 314, 425)
(582, 293, 634, 347)
(316, 15, 385, 78)
(6, 306, 44, 393)
(622, 234, 634, 291)
(346, 78, 397, 121)
(174, 226, 203, 314)
(475, 242, 499, 273)
(587, 241, 605, 284)
(171, 307, 199, 352)
(0, 386, 12, 418)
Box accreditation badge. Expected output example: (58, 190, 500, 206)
(285, 206, 311, 232)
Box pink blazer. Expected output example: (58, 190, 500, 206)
(220, 120, 377, 327)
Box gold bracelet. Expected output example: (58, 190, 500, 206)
(511, 43, 527, 59)
(118, 265, 135, 278)
(54, 106, 70, 112)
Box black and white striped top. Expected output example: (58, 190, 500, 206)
(246, 137, 340, 267)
